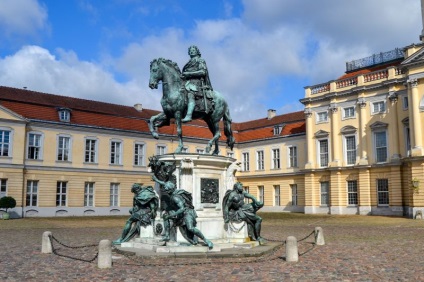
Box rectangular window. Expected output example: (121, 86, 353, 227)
(242, 152, 250, 171)
(347, 180, 358, 205)
(110, 141, 122, 164)
(290, 184, 298, 206)
(59, 110, 70, 122)
(256, 150, 264, 170)
(56, 181, 67, 207)
(317, 111, 328, 122)
(319, 139, 329, 167)
(84, 182, 94, 207)
(57, 136, 70, 161)
(375, 131, 387, 163)
(0, 130, 11, 157)
(181, 147, 189, 153)
(134, 143, 145, 166)
(273, 125, 281, 135)
(320, 182, 329, 206)
(85, 139, 97, 163)
(372, 101, 386, 114)
(405, 127, 411, 157)
(288, 146, 298, 167)
(258, 186, 264, 202)
(26, 180, 38, 207)
(157, 145, 166, 155)
(377, 179, 389, 205)
(345, 135, 356, 165)
(343, 107, 355, 118)
(403, 96, 408, 110)
(274, 185, 280, 206)
(272, 148, 280, 169)
(0, 179, 7, 198)
(196, 148, 205, 154)
(28, 133, 42, 159)
(110, 183, 119, 207)
(227, 152, 234, 158)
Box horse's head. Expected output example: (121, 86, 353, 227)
(149, 58, 162, 89)
(149, 58, 182, 90)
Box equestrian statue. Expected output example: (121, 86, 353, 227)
(148, 45, 235, 155)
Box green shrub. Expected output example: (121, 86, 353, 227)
(0, 196, 16, 212)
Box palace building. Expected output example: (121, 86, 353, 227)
(2, 41, 424, 218)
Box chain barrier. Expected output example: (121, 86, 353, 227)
(298, 230, 316, 242)
(298, 230, 318, 257)
(49, 235, 99, 263)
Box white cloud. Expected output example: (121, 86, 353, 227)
(0, 45, 159, 109)
(0, 0, 48, 38)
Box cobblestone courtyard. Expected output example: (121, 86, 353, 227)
(1, 213, 423, 281)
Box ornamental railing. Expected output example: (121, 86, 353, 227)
(363, 69, 388, 82)
(336, 77, 357, 89)
(310, 83, 330, 94)
(346, 48, 404, 72)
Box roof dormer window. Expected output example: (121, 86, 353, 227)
(273, 123, 285, 136)
(58, 108, 71, 122)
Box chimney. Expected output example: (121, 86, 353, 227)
(134, 103, 143, 112)
(267, 109, 276, 120)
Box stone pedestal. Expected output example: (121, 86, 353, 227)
(155, 153, 244, 242)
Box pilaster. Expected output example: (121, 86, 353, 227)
(388, 92, 400, 160)
(409, 79, 423, 156)
(329, 103, 340, 167)
(357, 97, 369, 165)
(304, 108, 314, 169)
(358, 167, 371, 215)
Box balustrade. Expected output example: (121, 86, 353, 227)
(363, 69, 388, 82)
(311, 83, 330, 95)
(336, 77, 357, 89)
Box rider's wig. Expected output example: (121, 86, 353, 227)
(188, 45, 201, 56)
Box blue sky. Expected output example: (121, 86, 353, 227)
(0, 0, 422, 121)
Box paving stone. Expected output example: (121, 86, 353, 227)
(1, 220, 424, 281)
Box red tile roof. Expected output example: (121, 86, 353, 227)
(0, 86, 305, 143)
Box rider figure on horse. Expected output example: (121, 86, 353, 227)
(181, 45, 213, 123)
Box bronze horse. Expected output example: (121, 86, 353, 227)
(148, 58, 235, 155)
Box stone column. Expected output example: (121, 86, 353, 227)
(304, 108, 314, 169)
(409, 79, 423, 156)
(329, 103, 340, 166)
(388, 92, 400, 160)
(357, 98, 368, 165)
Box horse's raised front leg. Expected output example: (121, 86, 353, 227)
(174, 111, 184, 153)
(149, 112, 169, 139)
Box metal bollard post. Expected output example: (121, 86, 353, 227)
(42, 231, 52, 254)
(315, 227, 325, 246)
(285, 236, 298, 262)
(98, 239, 112, 269)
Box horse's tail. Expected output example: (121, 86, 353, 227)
(223, 106, 235, 150)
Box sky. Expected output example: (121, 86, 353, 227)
(0, 0, 422, 122)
